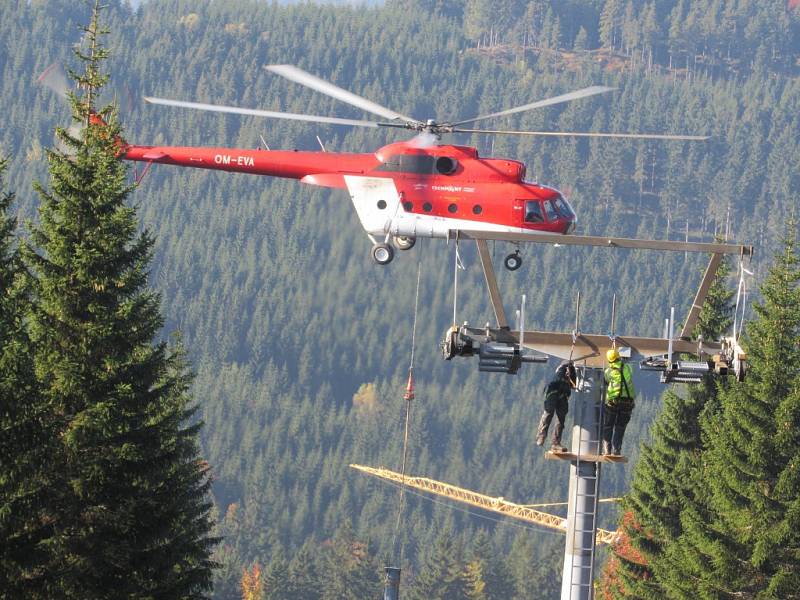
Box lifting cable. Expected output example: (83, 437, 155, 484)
(569, 291, 581, 364)
(732, 260, 751, 345)
(391, 261, 422, 564)
(452, 239, 465, 325)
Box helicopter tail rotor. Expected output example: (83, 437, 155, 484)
(38, 63, 70, 99)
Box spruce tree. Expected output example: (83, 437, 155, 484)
(463, 530, 514, 600)
(409, 529, 467, 600)
(601, 257, 734, 599)
(680, 225, 800, 598)
(24, 4, 215, 597)
(0, 157, 53, 599)
(286, 541, 322, 599)
(264, 551, 292, 599)
(319, 522, 379, 600)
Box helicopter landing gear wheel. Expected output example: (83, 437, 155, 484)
(504, 251, 522, 271)
(393, 235, 416, 251)
(371, 243, 394, 265)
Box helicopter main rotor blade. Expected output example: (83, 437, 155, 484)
(451, 86, 615, 127)
(144, 97, 380, 128)
(266, 64, 421, 126)
(452, 128, 709, 141)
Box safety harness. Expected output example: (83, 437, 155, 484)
(607, 362, 633, 407)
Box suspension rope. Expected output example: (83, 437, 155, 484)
(392, 262, 422, 565)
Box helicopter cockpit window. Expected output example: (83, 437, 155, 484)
(376, 154, 436, 174)
(543, 200, 558, 222)
(554, 195, 575, 219)
(524, 200, 544, 224)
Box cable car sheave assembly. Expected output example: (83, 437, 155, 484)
(440, 230, 753, 383)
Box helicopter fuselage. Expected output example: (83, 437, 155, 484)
(124, 139, 576, 247)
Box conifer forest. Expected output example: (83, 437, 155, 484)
(1, 1, 800, 598)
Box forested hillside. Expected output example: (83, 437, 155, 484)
(1, 0, 798, 597)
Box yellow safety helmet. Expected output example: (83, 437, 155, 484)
(606, 348, 620, 362)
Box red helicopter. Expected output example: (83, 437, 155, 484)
(42, 64, 705, 269)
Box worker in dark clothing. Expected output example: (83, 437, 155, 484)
(602, 348, 635, 456)
(536, 361, 577, 453)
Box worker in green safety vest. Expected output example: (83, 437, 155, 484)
(602, 348, 635, 456)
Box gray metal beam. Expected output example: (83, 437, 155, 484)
(454, 230, 752, 256)
(461, 326, 718, 367)
(680, 253, 723, 339)
(475, 239, 508, 328)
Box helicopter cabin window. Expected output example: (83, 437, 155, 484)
(435, 156, 458, 175)
(543, 200, 558, 222)
(554, 195, 575, 219)
(376, 154, 436, 174)
(524, 200, 544, 223)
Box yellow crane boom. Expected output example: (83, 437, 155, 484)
(350, 464, 619, 545)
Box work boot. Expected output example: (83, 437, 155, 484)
(611, 447, 622, 456)
(601, 441, 611, 456)
(550, 440, 568, 453)
(536, 434, 546, 447)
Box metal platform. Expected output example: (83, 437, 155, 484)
(545, 450, 628, 464)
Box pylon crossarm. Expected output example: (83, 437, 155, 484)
(454, 325, 718, 368)
(454, 229, 752, 256)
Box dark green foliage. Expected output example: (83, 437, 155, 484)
(617, 227, 800, 599)
(17, 4, 216, 597)
(0, 157, 52, 599)
(285, 542, 323, 600)
(409, 529, 467, 600)
(1, 1, 799, 598)
(604, 257, 734, 598)
(463, 530, 515, 600)
(319, 522, 380, 600)
(263, 551, 291, 600)
(682, 226, 800, 598)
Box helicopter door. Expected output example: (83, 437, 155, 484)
(512, 199, 525, 226)
(514, 199, 545, 227)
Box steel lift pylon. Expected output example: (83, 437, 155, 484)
(559, 369, 605, 599)
(439, 230, 752, 600)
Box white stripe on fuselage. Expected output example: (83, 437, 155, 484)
(342, 175, 558, 239)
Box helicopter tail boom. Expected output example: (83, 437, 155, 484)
(122, 145, 373, 184)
